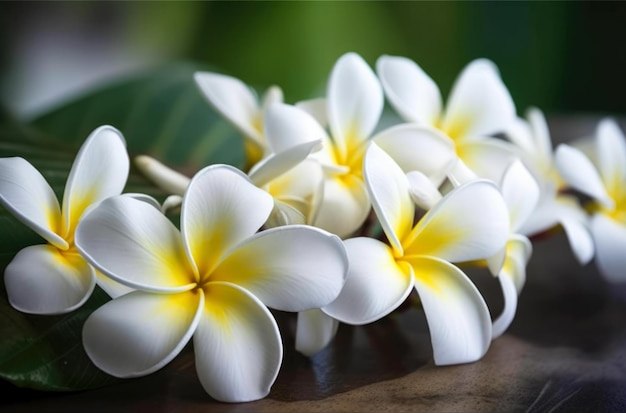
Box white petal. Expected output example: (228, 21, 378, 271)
(75, 196, 196, 292)
(492, 235, 532, 339)
(556, 195, 594, 265)
(95, 270, 134, 298)
(263, 103, 326, 154)
(0, 157, 66, 249)
(518, 197, 560, 237)
(266, 159, 324, 224)
(443, 59, 516, 140)
(376, 55, 442, 125)
(182, 165, 273, 276)
(213, 225, 348, 311)
(313, 174, 371, 239)
(373, 124, 456, 186)
(296, 98, 328, 128)
(526, 107, 553, 163)
(83, 289, 203, 377)
(295, 309, 339, 357)
(261, 85, 284, 109)
(363, 142, 414, 254)
(327, 52, 383, 160)
(447, 158, 479, 186)
(505, 117, 536, 157)
(406, 171, 443, 211)
(4, 245, 95, 314)
(596, 118, 626, 196)
(62, 126, 129, 237)
(405, 180, 509, 262)
(500, 160, 540, 233)
(409, 256, 492, 365)
(322, 237, 414, 325)
(248, 139, 321, 187)
(458, 138, 519, 183)
(590, 213, 626, 282)
(194, 71, 263, 143)
(555, 144, 612, 208)
(195, 282, 281, 403)
(134, 155, 190, 195)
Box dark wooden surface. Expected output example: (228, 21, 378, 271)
(3, 116, 626, 412)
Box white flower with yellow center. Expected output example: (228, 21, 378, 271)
(505, 107, 594, 265)
(376, 55, 518, 183)
(322, 143, 509, 365)
(194, 71, 283, 167)
(0, 126, 129, 314)
(74, 164, 348, 402)
(555, 119, 626, 282)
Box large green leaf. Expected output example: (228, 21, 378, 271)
(0, 62, 245, 391)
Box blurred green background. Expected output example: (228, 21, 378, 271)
(1, 1, 625, 120)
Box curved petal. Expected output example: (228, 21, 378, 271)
(195, 282, 281, 403)
(313, 174, 371, 239)
(296, 309, 339, 357)
(194, 71, 263, 143)
(373, 124, 456, 186)
(409, 256, 492, 365)
(261, 85, 284, 109)
(134, 155, 190, 196)
(500, 160, 540, 233)
(518, 196, 560, 237)
(0, 157, 66, 249)
(322, 237, 414, 325)
(248, 139, 321, 187)
(376, 55, 442, 125)
(405, 180, 509, 262)
(327, 52, 383, 161)
(590, 213, 626, 283)
(182, 165, 273, 276)
(596, 118, 626, 196)
(458, 138, 518, 183)
(62, 125, 129, 237)
(526, 107, 553, 164)
(213, 225, 348, 311)
(263, 103, 326, 154)
(406, 171, 443, 211)
(492, 235, 532, 339)
(83, 289, 203, 377)
(4, 245, 95, 314)
(443, 59, 516, 141)
(556, 195, 594, 265)
(555, 144, 612, 208)
(75, 196, 196, 292)
(363, 142, 414, 254)
(95, 270, 134, 298)
(442, 59, 517, 141)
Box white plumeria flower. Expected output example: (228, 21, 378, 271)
(74, 164, 348, 402)
(322, 143, 509, 365)
(194, 71, 283, 166)
(490, 160, 539, 339)
(135, 104, 324, 228)
(377, 55, 518, 184)
(0, 126, 129, 314)
(555, 119, 626, 282)
(505, 107, 594, 265)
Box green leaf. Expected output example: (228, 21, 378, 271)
(0, 62, 246, 391)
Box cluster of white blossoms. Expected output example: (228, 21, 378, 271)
(1, 51, 625, 403)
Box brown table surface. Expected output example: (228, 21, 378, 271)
(3, 116, 626, 412)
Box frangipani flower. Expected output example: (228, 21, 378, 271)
(194, 71, 283, 166)
(505, 107, 594, 265)
(323, 143, 510, 365)
(376, 55, 518, 183)
(0, 126, 129, 314)
(555, 119, 626, 282)
(74, 164, 348, 402)
(135, 103, 324, 228)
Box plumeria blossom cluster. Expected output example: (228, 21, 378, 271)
(1, 51, 625, 403)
